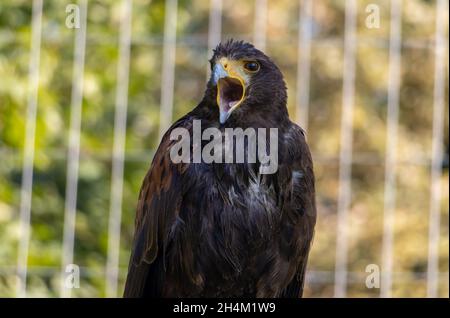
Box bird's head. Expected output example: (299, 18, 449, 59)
(206, 39, 288, 125)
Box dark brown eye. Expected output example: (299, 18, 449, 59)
(244, 61, 260, 72)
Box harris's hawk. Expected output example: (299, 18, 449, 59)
(124, 40, 316, 297)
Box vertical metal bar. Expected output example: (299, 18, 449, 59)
(60, 0, 88, 298)
(158, 0, 178, 139)
(253, 0, 267, 51)
(206, 0, 222, 78)
(106, 0, 132, 298)
(380, 0, 402, 298)
(296, 0, 313, 131)
(334, 0, 357, 298)
(16, 0, 43, 298)
(427, 0, 448, 298)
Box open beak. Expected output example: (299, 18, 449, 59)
(212, 61, 246, 124)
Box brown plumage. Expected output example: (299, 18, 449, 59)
(124, 40, 316, 297)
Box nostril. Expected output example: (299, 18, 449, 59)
(224, 63, 228, 69)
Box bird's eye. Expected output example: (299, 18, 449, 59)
(244, 61, 260, 72)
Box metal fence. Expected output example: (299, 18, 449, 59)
(5, 0, 449, 298)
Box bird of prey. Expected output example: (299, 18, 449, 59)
(124, 40, 316, 298)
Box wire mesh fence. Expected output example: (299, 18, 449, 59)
(0, 0, 448, 298)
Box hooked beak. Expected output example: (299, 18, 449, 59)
(212, 62, 246, 124)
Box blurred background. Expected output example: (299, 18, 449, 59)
(0, 0, 448, 297)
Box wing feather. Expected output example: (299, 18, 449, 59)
(123, 118, 191, 297)
(280, 125, 316, 298)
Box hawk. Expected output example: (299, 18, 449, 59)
(124, 40, 316, 297)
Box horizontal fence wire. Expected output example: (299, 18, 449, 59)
(2, 265, 448, 283)
(1, 147, 445, 168)
(0, 28, 443, 50)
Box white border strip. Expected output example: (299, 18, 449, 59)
(106, 0, 132, 298)
(60, 0, 88, 298)
(334, 0, 357, 298)
(158, 0, 178, 139)
(380, 0, 402, 298)
(296, 0, 313, 131)
(427, 0, 448, 298)
(16, 0, 43, 298)
(253, 0, 267, 51)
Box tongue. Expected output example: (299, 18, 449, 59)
(228, 101, 239, 108)
(220, 100, 239, 112)
(219, 101, 239, 124)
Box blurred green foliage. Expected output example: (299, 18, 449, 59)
(0, 0, 448, 297)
